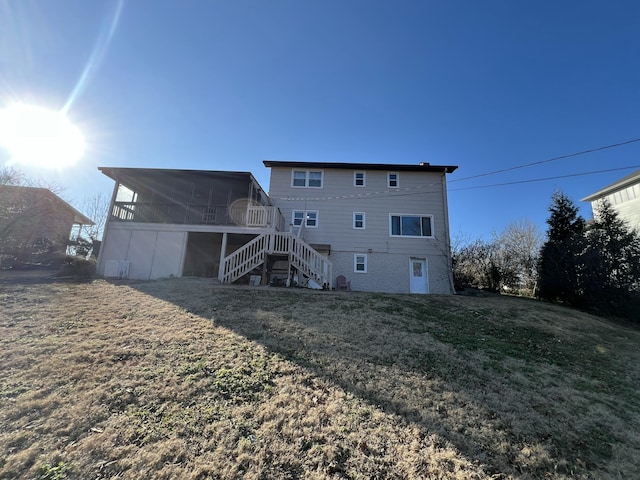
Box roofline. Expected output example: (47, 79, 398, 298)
(97, 166, 268, 197)
(98, 166, 256, 179)
(262, 160, 458, 174)
(581, 168, 640, 202)
(0, 184, 94, 225)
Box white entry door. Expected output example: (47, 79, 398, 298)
(409, 258, 429, 294)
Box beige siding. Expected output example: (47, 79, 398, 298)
(269, 166, 454, 294)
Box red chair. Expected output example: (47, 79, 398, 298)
(336, 275, 351, 291)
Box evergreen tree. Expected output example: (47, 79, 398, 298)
(536, 192, 585, 305)
(582, 199, 640, 313)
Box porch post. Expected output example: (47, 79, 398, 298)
(217, 232, 228, 282)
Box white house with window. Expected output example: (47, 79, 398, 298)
(96, 161, 457, 294)
(582, 168, 640, 232)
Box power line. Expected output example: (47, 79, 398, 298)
(449, 165, 640, 192)
(449, 137, 640, 184)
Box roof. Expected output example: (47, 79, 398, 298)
(581, 168, 640, 202)
(0, 185, 94, 225)
(263, 160, 458, 174)
(98, 166, 266, 192)
(98, 166, 256, 181)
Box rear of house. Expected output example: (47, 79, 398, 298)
(96, 162, 458, 294)
(264, 161, 457, 294)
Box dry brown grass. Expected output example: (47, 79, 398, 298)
(1, 275, 639, 479)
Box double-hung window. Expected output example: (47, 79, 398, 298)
(390, 214, 433, 237)
(292, 170, 323, 188)
(353, 212, 365, 229)
(388, 172, 399, 188)
(354, 171, 365, 187)
(292, 210, 318, 228)
(354, 254, 367, 273)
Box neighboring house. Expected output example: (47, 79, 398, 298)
(0, 185, 94, 267)
(96, 161, 458, 294)
(582, 169, 640, 232)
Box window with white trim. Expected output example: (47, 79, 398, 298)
(292, 170, 323, 188)
(388, 172, 399, 188)
(353, 212, 365, 229)
(390, 214, 433, 237)
(292, 210, 318, 228)
(354, 254, 367, 273)
(354, 171, 365, 187)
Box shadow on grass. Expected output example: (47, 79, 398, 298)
(129, 281, 637, 478)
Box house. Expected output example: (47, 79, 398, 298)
(0, 185, 94, 267)
(582, 168, 640, 231)
(96, 161, 458, 293)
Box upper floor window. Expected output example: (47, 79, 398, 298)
(292, 170, 323, 188)
(353, 212, 365, 229)
(390, 214, 433, 237)
(354, 171, 366, 187)
(388, 172, 399, 188)
(292, 210, 318, 228)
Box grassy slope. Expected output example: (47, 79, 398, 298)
(1, 277, 639, 479)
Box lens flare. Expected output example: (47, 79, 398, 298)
(0, 104, 85, 168)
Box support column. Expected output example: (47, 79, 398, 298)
(217, 232, 228, 282)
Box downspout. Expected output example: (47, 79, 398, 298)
(96, 177, 120, 275)
(441, 170, 456, 294)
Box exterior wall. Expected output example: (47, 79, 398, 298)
(98, 221, 263, 280)
(591, 183, 640, 232)
(268, 166, 454, 294)
(98, 224, 187, 280)
(330, 251, 451, 294)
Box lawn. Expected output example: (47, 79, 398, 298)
(1, 276, 639, 479)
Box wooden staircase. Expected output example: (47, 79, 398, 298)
(221, 232, 333, 289)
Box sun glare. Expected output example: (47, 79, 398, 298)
(0, 104, 85, 168)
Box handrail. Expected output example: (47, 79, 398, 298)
(222, 234, 268, 283)
(220, 232, 333, 288)
(111, 202, 284, 229)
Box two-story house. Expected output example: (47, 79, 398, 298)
(96, 161, 457, 294)
(263, 161, 457, 294)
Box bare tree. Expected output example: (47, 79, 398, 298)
(78, 193, 109, 241)
(493, 219, 543, 295)
(0, 166, 66, 195)
(452, 237, 501, 292)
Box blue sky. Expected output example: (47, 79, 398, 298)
(2, 0, 639, 240)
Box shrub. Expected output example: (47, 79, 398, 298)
(57, 256, 96, 280)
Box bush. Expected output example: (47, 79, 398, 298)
(57, 256, 96, 280)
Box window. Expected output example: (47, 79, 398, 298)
(353, 212, 365, 229)
(354, 171, 365, 187)
(388, 172, 399, 188)
(292, 170, 323, 188)
(390, 214, 433, 237)
(292, 210, 318, 228)
(354, 254, 367, 273)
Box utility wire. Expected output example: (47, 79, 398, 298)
(449, 165, 640, 192)
(449, 137, 640, 183)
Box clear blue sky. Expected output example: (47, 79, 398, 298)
(2, 0, 639, 240)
